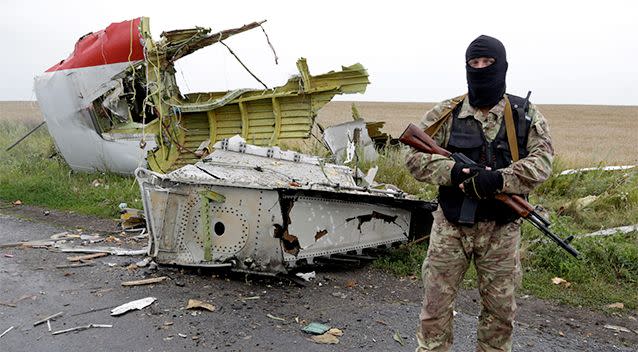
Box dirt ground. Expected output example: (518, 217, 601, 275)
(1, 203, 637, 352)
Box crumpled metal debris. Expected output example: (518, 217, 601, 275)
(120, 208, 146, 230)
(34, 17, 370, 174)
(295, 272, 316, 282)
(111, 297, 157, 316)
(136, 136, 436, 274)
(323, 120, 378, 163)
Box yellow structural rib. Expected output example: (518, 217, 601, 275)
(139, 17, 369, 172)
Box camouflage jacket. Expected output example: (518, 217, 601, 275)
(405, 95, 554, 195)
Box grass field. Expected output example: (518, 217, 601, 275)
(1, 100, 637, 310)
(2, 100, 637, 168)
(318, 101, 638, 168)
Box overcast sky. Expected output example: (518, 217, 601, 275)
(1, 0, 636, 105)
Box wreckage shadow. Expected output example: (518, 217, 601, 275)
(159, 246, 397, 288)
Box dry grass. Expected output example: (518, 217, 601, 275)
(1, 101, 635, 168)
(0, 101, 43, 125)
(318, 101, 638, 168)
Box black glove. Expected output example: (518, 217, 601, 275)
(451, 162, 482, 185)
(462, 169, 504, 199)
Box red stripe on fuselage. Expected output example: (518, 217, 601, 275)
(46, 18, 144, 72)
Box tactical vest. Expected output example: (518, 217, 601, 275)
(439, 94, 532, 224)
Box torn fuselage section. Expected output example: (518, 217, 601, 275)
(34, 17, 369, 174)
(136, 137, 436, 274)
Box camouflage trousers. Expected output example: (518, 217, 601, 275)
(416, 208, 522, 352)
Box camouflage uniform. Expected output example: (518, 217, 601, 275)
(406, 95, 554, 352)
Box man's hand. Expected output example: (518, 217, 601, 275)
(450, 163, 483, 185)
(461, 169, 504, 199)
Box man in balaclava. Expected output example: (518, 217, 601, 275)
(405, 35, 554, 351)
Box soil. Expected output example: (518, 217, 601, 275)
(1, 203, 637, 351)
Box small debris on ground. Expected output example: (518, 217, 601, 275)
(1, 294, 38, 308)
(302, 322, 330, 334)
(603, 324, 633, 334)
(3, 254, 14, 258)
(120, 208, 146, 230)
(121, 276, 168, 286)
(393, 331, 405, 346)
(0, 240, 55, 249)
(551, 277, 572, 288)
(135, 257, 152, 267)
(309, 332, 339, 344)
(58, 246, 146, 256)
(606, 302, 624, 309)
(111, 297, 157, 316)
(50, 232, 70, 240)
(56, 262, 94, 269)
(558, 195, 598, 214)
(295, 271, 316, 282)
(80, 234, 103, 242)
(266, 313, 286, 322)
(33, 311, 64, 326)
(0, 326, 14, 338)
(51, 324, 112, 335)
(12, 200, 22, 206)
(186, 299, 216, 312)
(66, 252, 109, 262)
(238, 295, 260, 302)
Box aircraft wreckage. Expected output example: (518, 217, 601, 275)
(34, 17, 437, 274)
(136, 136, 436, 274)
(34, 17, 370, 174)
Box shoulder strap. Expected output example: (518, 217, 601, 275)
(503, 96, 519, 162)
(424, 94, 466, 137)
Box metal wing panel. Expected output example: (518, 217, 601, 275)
(282, 194, 410, 262)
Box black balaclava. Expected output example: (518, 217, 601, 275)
(465, 35, 508, 108)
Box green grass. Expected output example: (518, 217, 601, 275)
(0, 120, 141, 218)
(1, 120, 637, 310)
(360, 144, 438, 199)
(370, 145, 638, 310)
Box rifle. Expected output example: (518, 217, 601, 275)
(399, 123, 580, 258)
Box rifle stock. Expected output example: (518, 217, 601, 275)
(399, 124, 452, 158)
(400, 123, 580, 258)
